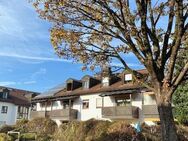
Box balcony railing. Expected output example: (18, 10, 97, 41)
(48, 109, 77, 120)
(30, 111, 46, 119)
(142, 105, 159, 118)
(102, 106, 139, 119)
(30, 109, 77, 121)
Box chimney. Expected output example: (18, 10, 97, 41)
(101, 63, 112, 77)
(101, 63, 112, 87)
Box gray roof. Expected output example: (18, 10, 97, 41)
(36, 83, 66, 98)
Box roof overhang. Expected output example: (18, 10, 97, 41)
(31, 95, 79, 103)
(100, 89, 140, 97)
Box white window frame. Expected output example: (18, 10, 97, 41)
(125, 74, 132, 81)
(102, 77, 109, 86)
(2, 92, 8, 99)
(1, 106, 8, 114)
(82, 99, 89, 109)
(83, 81, 89, 89)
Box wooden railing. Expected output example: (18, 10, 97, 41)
(102, 106, 139, 119)
(49, 109, 77, 120)
(30, 109, 77, 120)
(30, 111, 46, 119)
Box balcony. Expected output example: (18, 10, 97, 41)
(102, 106, 139, 119)
(142, 105, 159, 118)
(30, 111, 46, 119)
(30, 109, 78, 121)
(48, 109, 77, 120)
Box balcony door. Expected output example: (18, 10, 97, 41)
(61, 100, 73, 109)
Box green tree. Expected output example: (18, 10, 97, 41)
(32, 0, 188, 140)
(173, 82, 188, 125)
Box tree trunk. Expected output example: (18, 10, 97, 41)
(157, 100, 178, 141)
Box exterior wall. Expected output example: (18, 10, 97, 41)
(131, 93, 143, 122)
(143, 92, 156, 105)
(72, 94, 119, 121)
(36, 101, 63, 111)
(34, 92, 158, 124)
(142, 92, 159, 123)
(0, 102, 17, 126)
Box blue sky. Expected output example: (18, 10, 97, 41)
(0, 0, 142, 92)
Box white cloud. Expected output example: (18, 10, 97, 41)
(0, 80, 37, 86)
(0, 52, 72, 63)
(0, 81, 17, 86)
(0, 0, 49, 41)
(31, 68, 47, 80)
(111, 62, 143, 68)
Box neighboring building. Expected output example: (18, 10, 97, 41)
(0, 86, 38, 126)
(31, 69, 159, 126)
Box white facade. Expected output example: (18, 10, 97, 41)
(73, 93, 115, 121)
(34, 91, 158, 126)
(0, 102, 31, 127)
(35, 93, 116, 121)
(0, 102, 18, 126)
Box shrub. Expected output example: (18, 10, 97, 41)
(0, 133, 12, 141)
(53, 119, 146, 141)
(26, 117, 57, 140)
(0, 125, 15, 133)
(173, 82, 188, 125)
(20, 133, 36, 141)
(53, 119, 110, 141)
(82, 119, 110, 141)
(53, 121, 81, 141)
(176, 125, 188, 141)
(102, 121, 137, 141)
(14, 119, 29, 133)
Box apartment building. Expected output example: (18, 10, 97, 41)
(0, 86, 38, 126)
(31, 69, 159, 126)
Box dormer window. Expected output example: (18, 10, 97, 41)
(2, 92, 8, 99)
(66, 78, 82, 91)
(67, 83, 72, 91)
(125, 74, 132, 82)
(83, 81, 89, 89)
(82, 75, 100, 89)
(102, 77, 109, 86)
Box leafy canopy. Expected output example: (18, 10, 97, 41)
(173, 82, 188, 125)
(32, 0, 188, 95)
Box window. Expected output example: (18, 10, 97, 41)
(143, 94, 156, 105)
(1, 106, 8, 113)
(125, 74, 132, 82)
(2, 92, 8, 99)
(102, 77, 109, 86)
(40, 102, 45, 108)
(116, 95, 131, 106)
(67, 83, 72, 91)
(52, 101, 59, 108)
(31, 104, 36, 111)
(61, 100, 73, 109)
(96, 98, 102, 108)
(17, 106, 29, 119)
(82, 99, 89, 109)
(83, 81, 89, 89)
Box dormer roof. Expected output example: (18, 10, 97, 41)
(31, 69, 148, 102)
